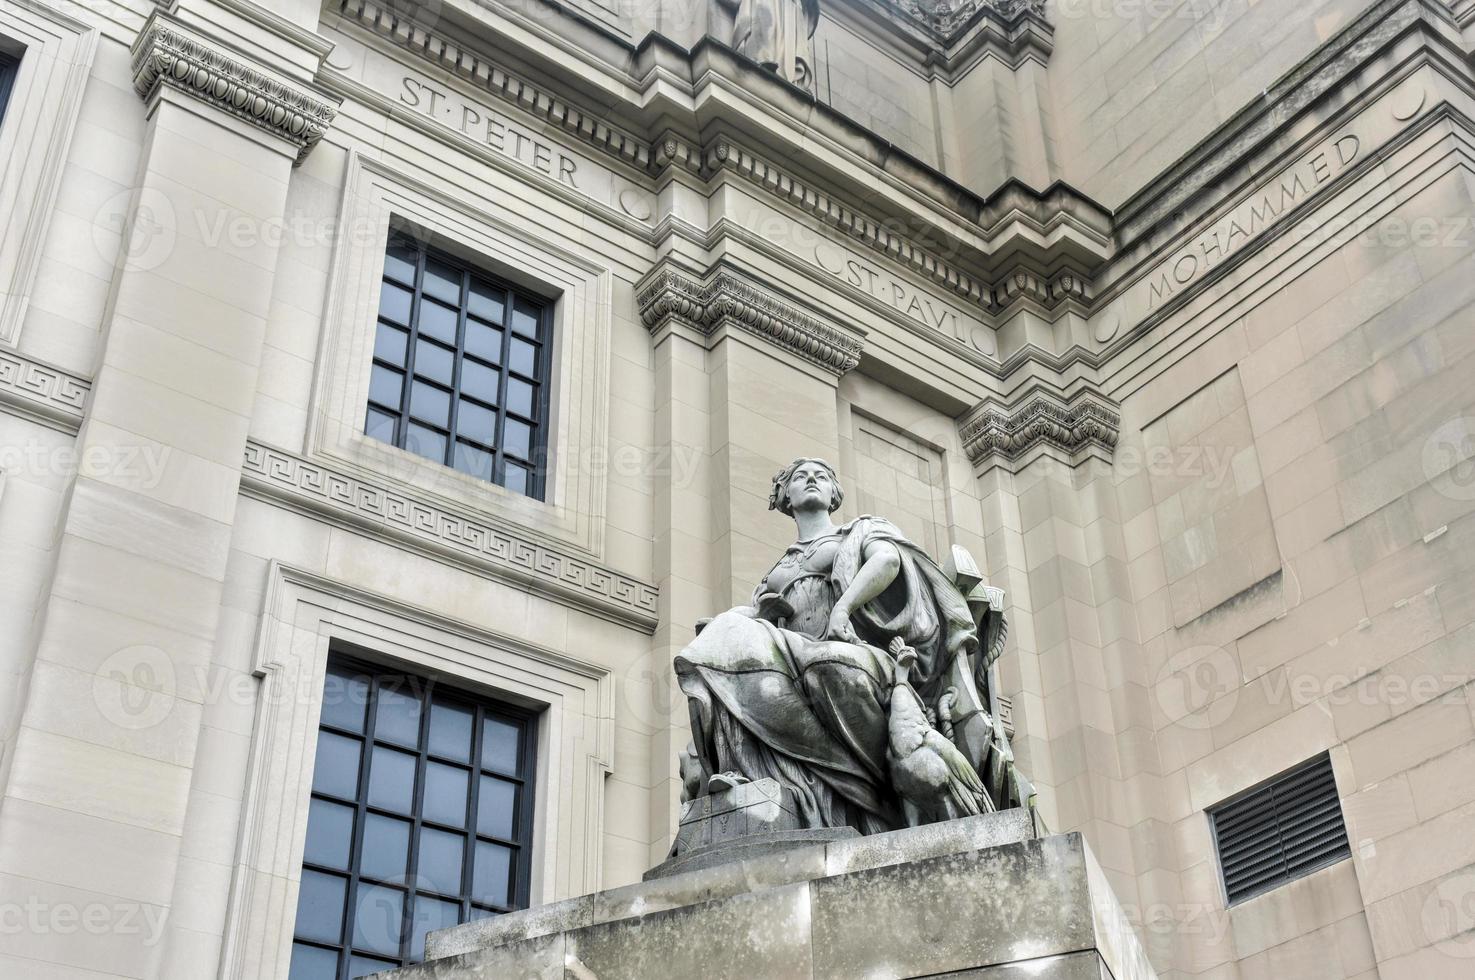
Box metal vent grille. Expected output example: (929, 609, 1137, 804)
(1210, 753, 1351, 905)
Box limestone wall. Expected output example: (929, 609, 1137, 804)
(0, 0, 1470, 978)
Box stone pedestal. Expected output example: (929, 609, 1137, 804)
(647, 778, 858, 879)
(386, 808, 1158, 980)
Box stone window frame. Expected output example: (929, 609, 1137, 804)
(0, 0, 98, 346)
(307, 151, 613, 558)
(289, 650, 539, 977)
(220, 561, 612, 980)
(365, 231, 556, 500)
(0, 48, 19, 123)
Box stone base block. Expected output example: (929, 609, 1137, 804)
(387, 808, 1156, 980)
(645, 778, 858, 879)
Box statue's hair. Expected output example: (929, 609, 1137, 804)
(768, 457, 844, 516)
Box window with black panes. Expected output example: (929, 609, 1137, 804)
(0, 49, 20, 127)
(289, 655, 536, 980)
(365, 232, 552, 499)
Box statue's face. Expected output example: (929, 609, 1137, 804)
(786, 460, 836, 514)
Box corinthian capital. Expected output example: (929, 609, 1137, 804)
(637, 266, 865, 375)
(131, 14, 340, 165)
(960, 387, 1120, 472)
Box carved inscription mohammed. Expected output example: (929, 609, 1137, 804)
(1143, 134, 1361, 310)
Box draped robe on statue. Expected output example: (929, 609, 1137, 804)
(732, 0, 821, 90)
(674, 516, 981, 835)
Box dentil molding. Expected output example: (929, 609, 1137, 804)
(959, 387, 1120, 472)
(131, 13, 340, 164)
(637, 268, 865, 375)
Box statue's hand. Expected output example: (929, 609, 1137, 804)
(826, 605, 859, 643)
(754, 593, 795, 625)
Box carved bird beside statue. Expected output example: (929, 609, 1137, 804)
(886, 635, 989, 824)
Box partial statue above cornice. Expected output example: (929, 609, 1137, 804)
(734, 0, 821, 91)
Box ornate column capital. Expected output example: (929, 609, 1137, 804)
(960, 386, 1120, 472)
(888, 0, 1048, 40)
(637, 267, 864, 375)
(130, 13, 340, 165)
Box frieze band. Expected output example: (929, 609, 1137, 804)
(638, 269, 865, 375)
(131, 14, 340, 164)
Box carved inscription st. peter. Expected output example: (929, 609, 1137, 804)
(395, 75, 652, 222)
(400, 77, 581, 186)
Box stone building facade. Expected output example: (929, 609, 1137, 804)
(0, 0, 1472, 977)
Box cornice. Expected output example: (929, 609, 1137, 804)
(0, 349, 89, 434)
(637, 267, 865, 375)
(959, 387, 1120, 472)
(337, 0, 652, 171)
(1111, 0, 1463, 247)
(130, 13, 341, 164)
(239, 441, 660, 631)
(700, 140, 1111, 316)
(331, 0, 1110, 314)
(204, 0, 338, 61)
(703, 138, 997, 307)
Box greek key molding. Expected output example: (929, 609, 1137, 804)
(960, 388, 1120, 471)
(239, 442, 659, 631)
(0, 350, 90, 432)
(637, 268, 865, 375)
(131, 15, 340, 164)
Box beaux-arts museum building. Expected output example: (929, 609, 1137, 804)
(0, 0, 1473, 976)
